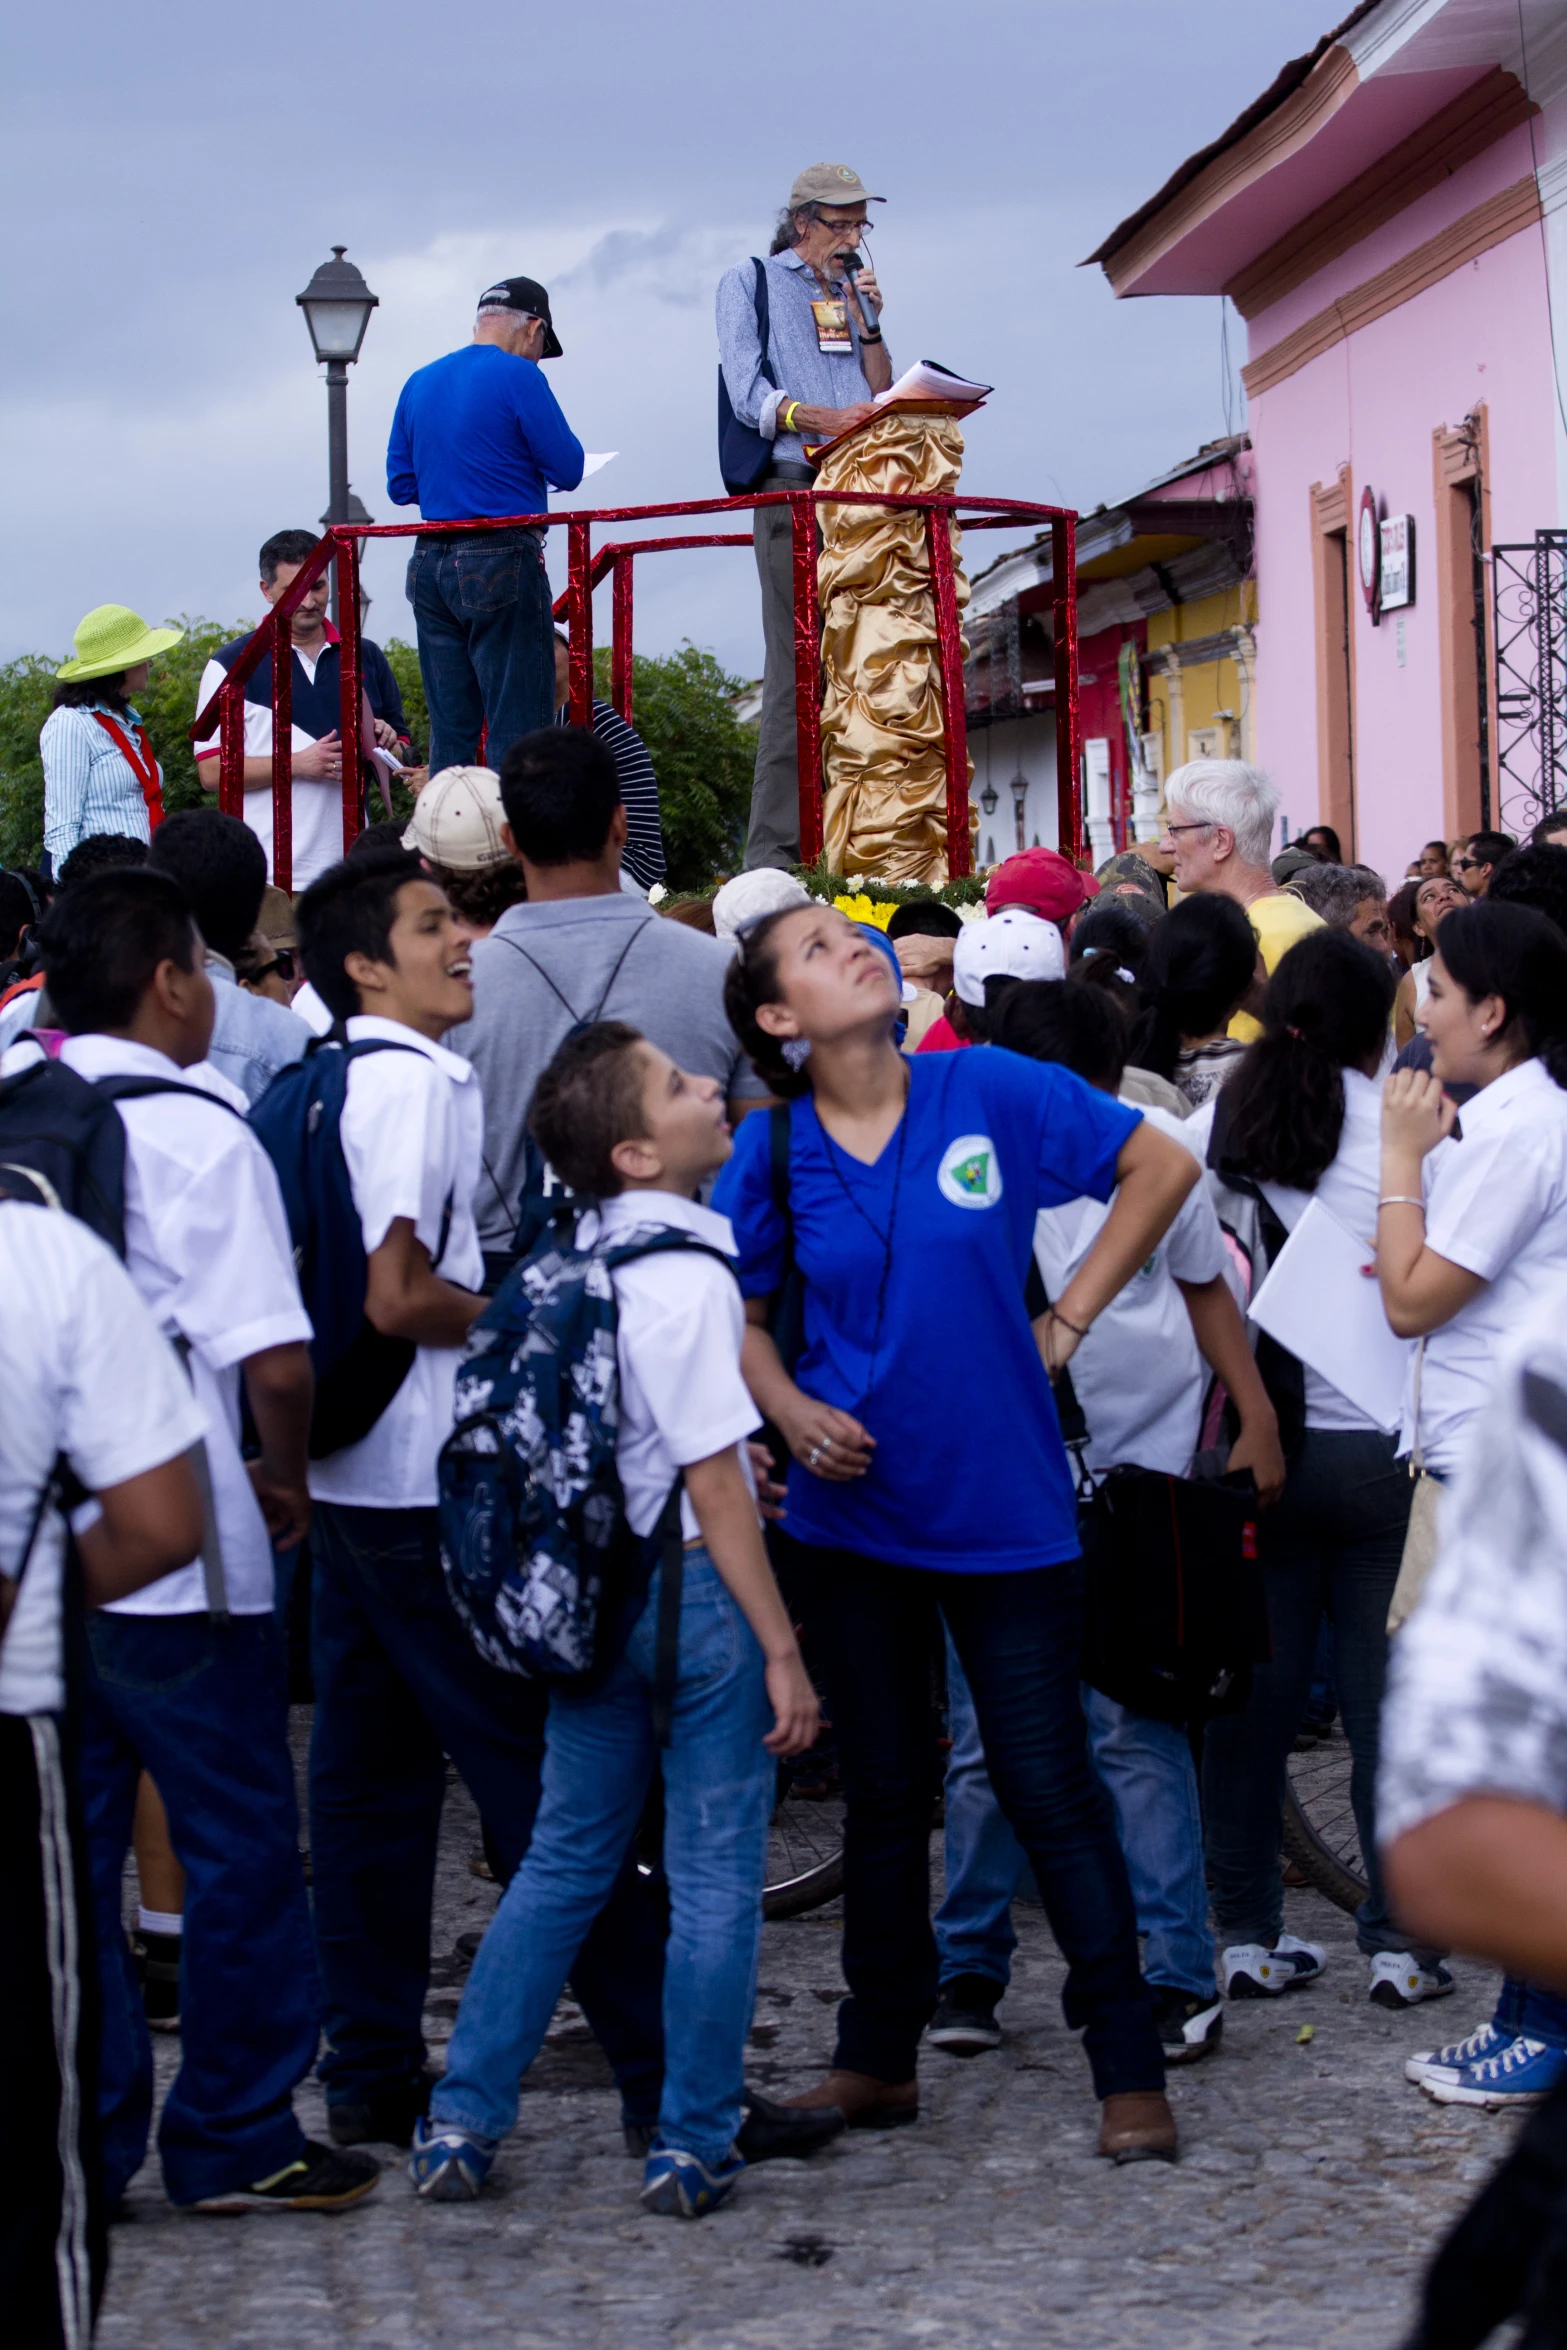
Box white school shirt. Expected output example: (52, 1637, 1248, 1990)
(307, 1017, 485, 1510)
(581, 1190, 761, 1542)
(1403, 1056, 1567, 1477)
(193, 644, 345, 892)
(0, 1034, 313, 1614)
(0, 1205, 206, 1716)
(1031, 1102, 1225, 1478)
(1257, 1069, 1389, 1435)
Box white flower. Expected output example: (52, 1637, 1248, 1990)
(956, 902, 988, 925)
(647, 883, 668, 905)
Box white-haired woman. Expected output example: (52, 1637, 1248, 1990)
(1158, 760, 1325, 1042)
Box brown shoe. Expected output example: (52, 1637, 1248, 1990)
(1098, 2090, 1178, 2165)
(784, 2070, 918, 2130)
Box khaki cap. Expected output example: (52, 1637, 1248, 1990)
(401, 766, 510, 871)
(788, 163, 885, 210)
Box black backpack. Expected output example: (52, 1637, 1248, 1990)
(0, 1053, 244, 1254)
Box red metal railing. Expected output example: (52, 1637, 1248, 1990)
(191, 489, 1081, 892)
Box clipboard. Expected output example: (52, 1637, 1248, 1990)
(1247, 1194, 1412, 1432)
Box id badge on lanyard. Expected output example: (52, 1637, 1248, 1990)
(811, 298, 852, 356)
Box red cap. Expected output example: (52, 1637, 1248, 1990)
(985, 847, 1098, 925)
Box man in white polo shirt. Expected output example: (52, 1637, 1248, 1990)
(9, 864, 380, 2217)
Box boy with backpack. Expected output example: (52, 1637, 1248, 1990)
(411, 1019, 822, 2218)
(0, 866, 378, 2215)
(285, 848, 668, 2152)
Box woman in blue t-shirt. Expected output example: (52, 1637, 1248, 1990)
(713, 903, 1200, 2162)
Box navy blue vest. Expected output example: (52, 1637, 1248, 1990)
(215, 634, 342, 742)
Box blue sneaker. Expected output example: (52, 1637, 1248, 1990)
(408, 2115, 497, 2201)
(639, 2141, 745, 2218)
(1429, 2036, 1567, 2108)
(1406, 2017, 1506, 2089)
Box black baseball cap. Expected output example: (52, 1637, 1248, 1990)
(476, 275, 562, 357)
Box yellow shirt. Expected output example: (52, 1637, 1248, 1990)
(1229, 891, 1325, 1041)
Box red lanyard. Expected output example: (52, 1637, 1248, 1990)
(91, 711, 164, 828)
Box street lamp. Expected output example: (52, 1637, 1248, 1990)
(979, 778, 999, 817)
(296, 246, 378, 534)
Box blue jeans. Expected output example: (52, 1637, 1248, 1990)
(1200, 1428, 1418, 1956)
(405, 528, 554, 774)
(786, 1543, 1163, 2098)
(79, 1612, 319, 2206)
(936, 1642, 1216, 2001)
(1495, 1978, 1567, 2049)
(308, 1502, 664, 2124)
(432, 1550, 773, 2166)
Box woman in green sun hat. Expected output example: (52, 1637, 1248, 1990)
(40, 604, 184, 876)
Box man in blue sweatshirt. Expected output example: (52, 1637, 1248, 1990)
(388, 276, 583, 773)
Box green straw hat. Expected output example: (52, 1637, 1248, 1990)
(57, 604, 183, 683)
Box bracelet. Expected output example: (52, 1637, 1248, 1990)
(1378, 1196, 1426, 1210)
(860, 330, 883, 345)
(782, 399, 801, 432)
(1048, 1305, 1091, 1340)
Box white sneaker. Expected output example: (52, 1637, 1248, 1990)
(1369, 1952, 1457, 2010)
(1405, 2017, 1508, 2089)
(1222, 1934, 1327, 1999)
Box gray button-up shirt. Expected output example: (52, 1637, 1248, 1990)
(716, 250, 890, 470)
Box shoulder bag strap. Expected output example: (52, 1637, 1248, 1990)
(491, 918, 654, 1030)
(170, 1337, 230, 1623)
(752, 258, 777, 391)
(0, 1457, 67, 1646)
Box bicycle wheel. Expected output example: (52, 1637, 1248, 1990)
(764, 1791, 845, 1919)
(1282, 1725, 1367, 1914)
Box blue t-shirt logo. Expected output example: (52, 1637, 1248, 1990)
(937, 1132, 1003, 1210)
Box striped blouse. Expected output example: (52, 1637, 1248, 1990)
(40, 702, 160, 869)
(555, 699, 666, 892)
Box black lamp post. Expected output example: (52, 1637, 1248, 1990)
(296, 248, 379, 594)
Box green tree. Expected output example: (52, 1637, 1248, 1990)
(594, 643, 754, 890)
(0, 615, 250, 868)
(380, 636, 427, 762)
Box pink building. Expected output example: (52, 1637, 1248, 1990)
(1092, 0, 1567, 882)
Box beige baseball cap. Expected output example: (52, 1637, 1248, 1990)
(789, 163, 885, 210)
(401, 766, 510, 871)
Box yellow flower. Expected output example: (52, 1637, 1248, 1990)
(833, 893, 898, 930)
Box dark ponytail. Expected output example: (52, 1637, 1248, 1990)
(1435, 898, 1567, 1089)
(1221, 928, 1395, 1188)
(1128, 893, 1258, 1080)
(722, 905, 814, 1097)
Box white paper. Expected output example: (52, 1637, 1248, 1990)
(1247, 1195, 1412, 1432)
(580, 451, 619, 478)
(874, 360, 993, 407)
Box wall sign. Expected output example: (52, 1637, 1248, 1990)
(1379, 513, 1415, 611)
(1358, 484, 1381, 618)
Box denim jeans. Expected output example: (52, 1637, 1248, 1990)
(308, 1502, 664, 2124)
(1201, 1427, 1419, 1956)
(79, 1612, 319, 2205)
(1495, 1977, 1567, 2049)
(935, 1642, 1216, 2002)
(406, 527, 554, 774)
(432, 1548, 774, 2165)
(788, 1545, 1162, 2098)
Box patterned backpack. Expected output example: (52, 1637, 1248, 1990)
(437, 1219, 735, 1683)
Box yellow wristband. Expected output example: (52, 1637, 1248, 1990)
(782, 400, 801, 433)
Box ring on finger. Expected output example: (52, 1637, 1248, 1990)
(807, 1443, 825, 1469)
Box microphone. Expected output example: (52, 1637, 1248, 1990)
(842, 251, 879, 336)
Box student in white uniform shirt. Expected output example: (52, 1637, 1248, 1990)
(10, 867, 380, 2218)
(0, 1203, 204, 2350)
(928, 980, 1285, 2072)
(293, 848, 669, 2156)
(413, 1020, 819, 2218)
(1377, 897, 1567, 2110)
(1195, 927, 1452, 2015)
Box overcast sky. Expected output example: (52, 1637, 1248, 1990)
(1, 0, 1331, 679)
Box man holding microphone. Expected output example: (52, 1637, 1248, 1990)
(388, 277, 583, 774)
(717, 165, 891, 870)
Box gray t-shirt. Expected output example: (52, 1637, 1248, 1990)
(449, 893, 767, 1250)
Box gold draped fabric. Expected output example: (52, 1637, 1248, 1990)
(817, 407, 974, 885)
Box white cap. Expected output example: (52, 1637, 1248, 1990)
(401, 766, 509, 871)
(711, 868, 813, 941)
(952, 906, 1065, 1006)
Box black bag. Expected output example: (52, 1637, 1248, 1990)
(767, 1101, 806, 1372)
(0, 1056, 243, 1255)
(1030, 1259, 1271, 1724)
(718, 259, 780, 495)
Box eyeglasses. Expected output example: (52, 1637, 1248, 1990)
(246, 948, 296, 984)
(1160, 819, 1215, 838)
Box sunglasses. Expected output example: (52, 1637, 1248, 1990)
(1451, 856, 1484, 873)
(249, 947, 296, 983)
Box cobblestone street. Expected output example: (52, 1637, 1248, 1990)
(98, 1759, 1509, 2350)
